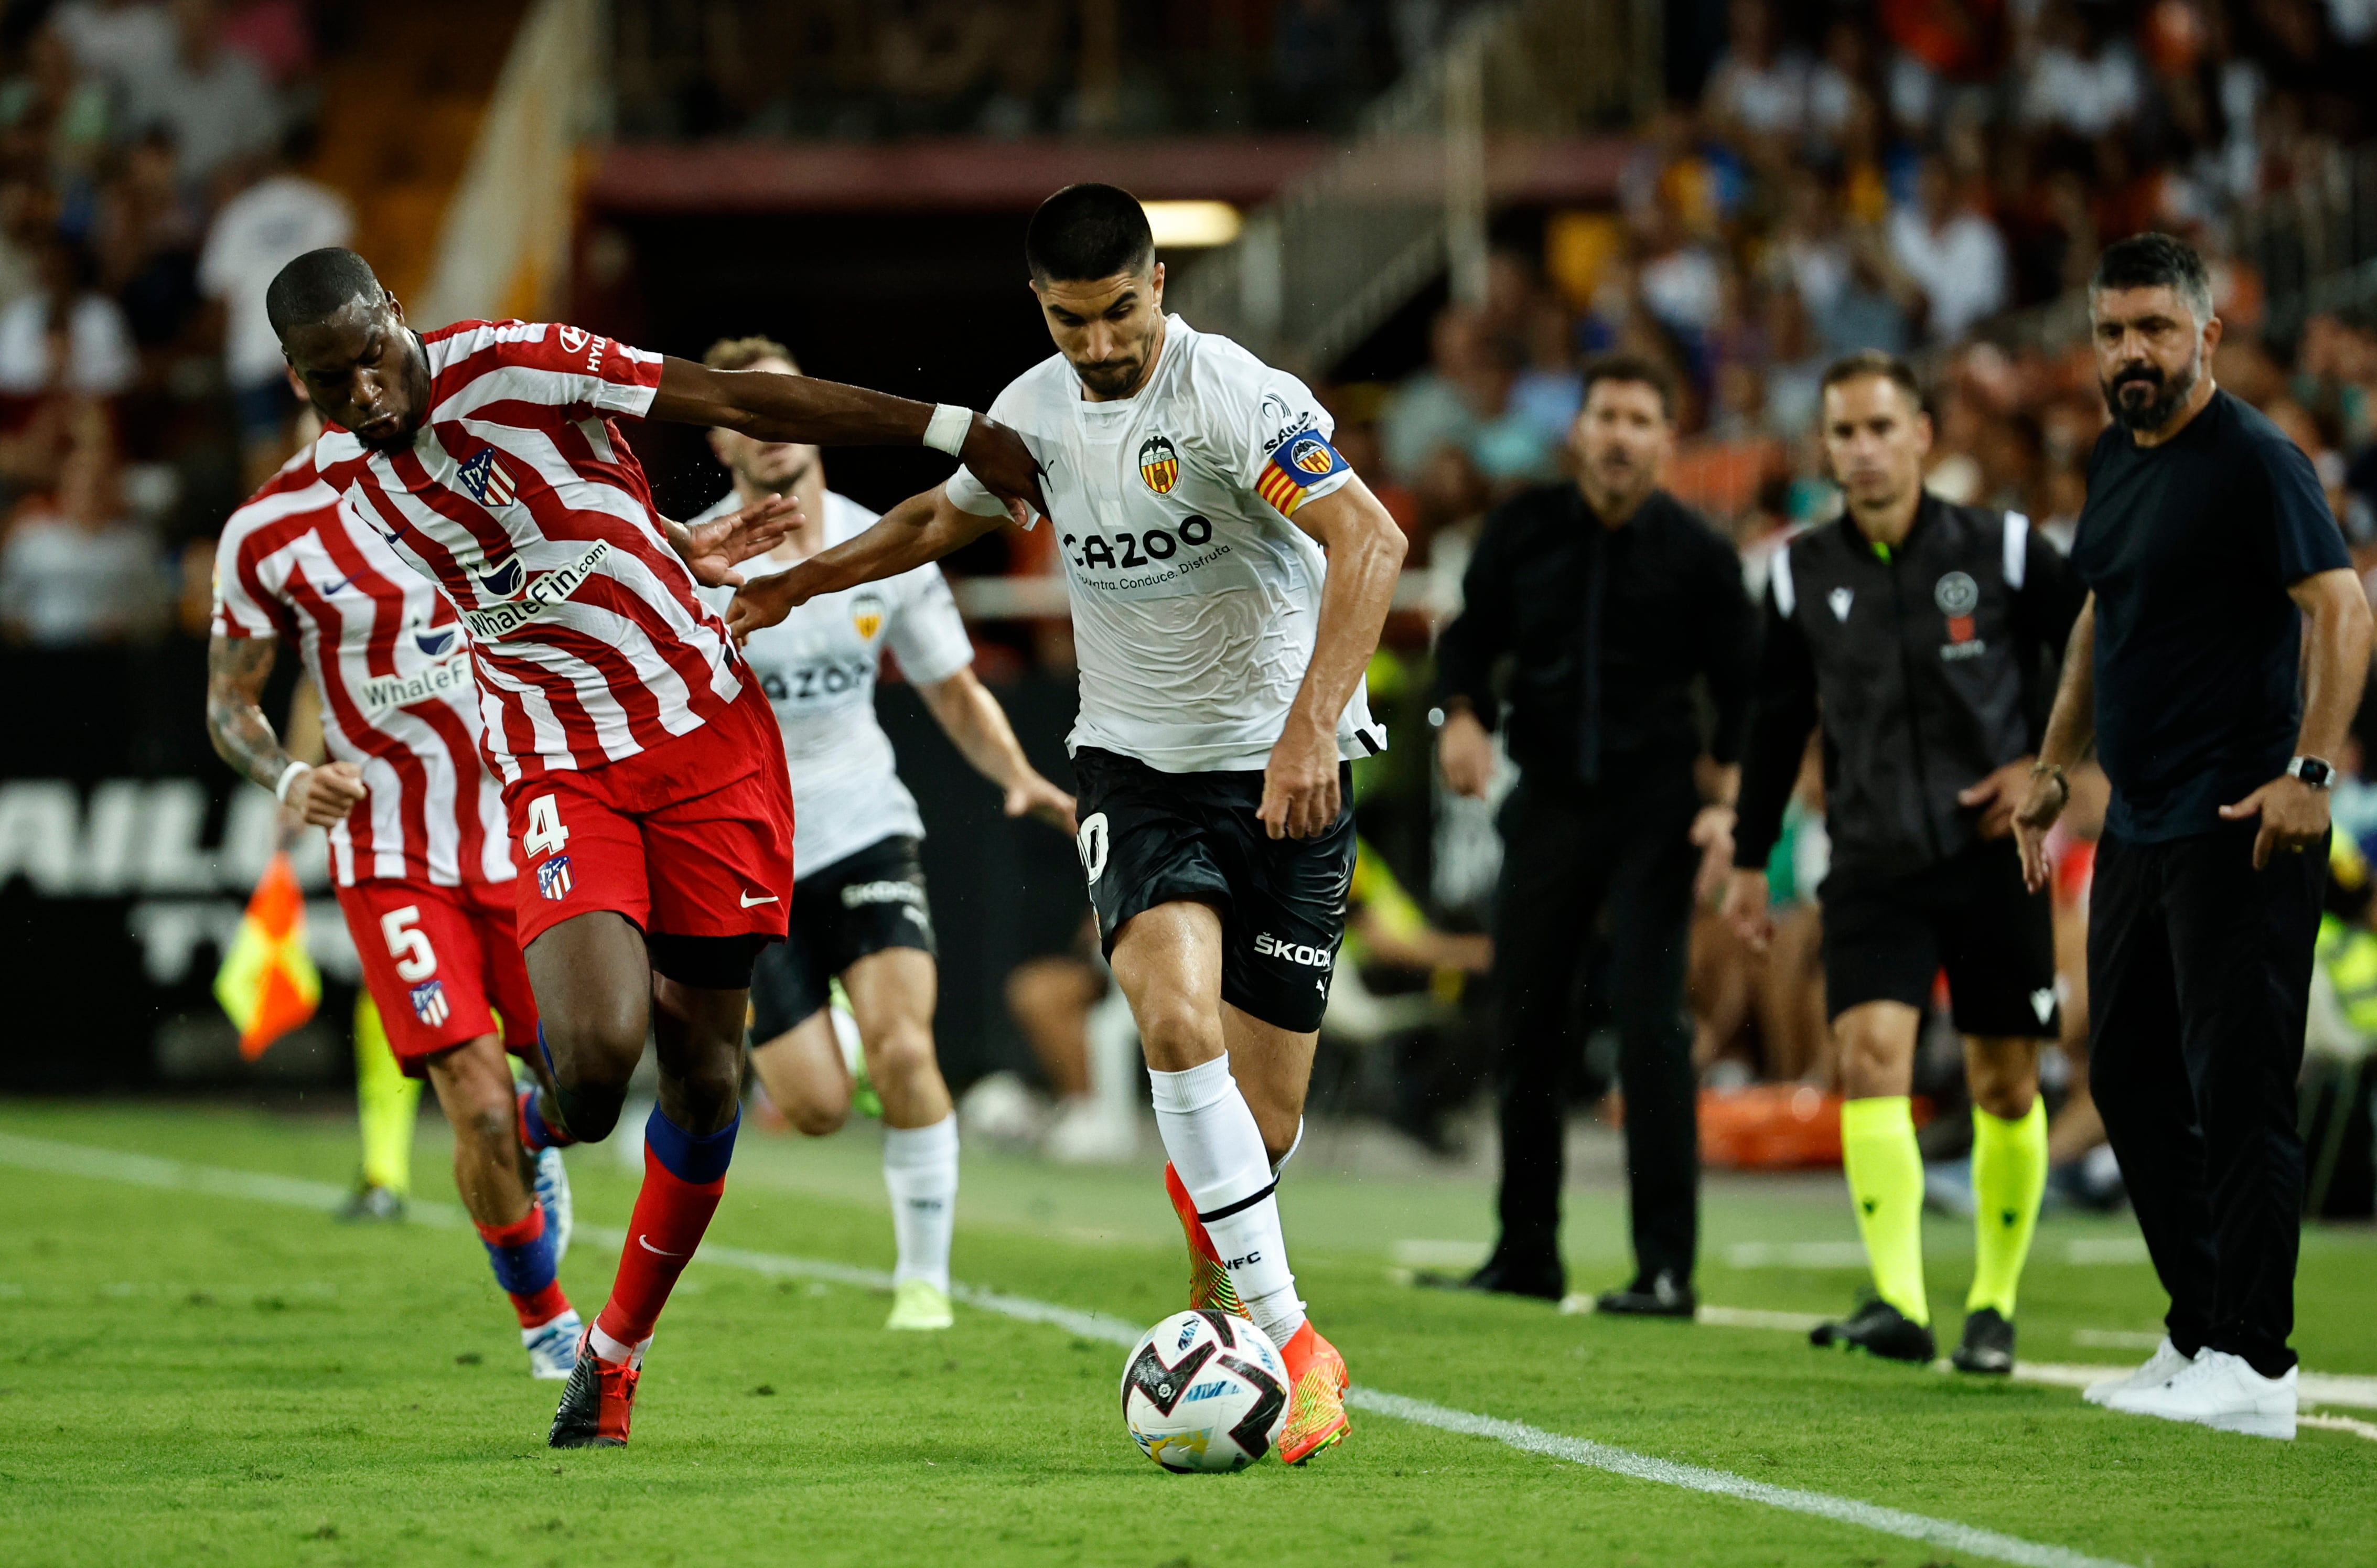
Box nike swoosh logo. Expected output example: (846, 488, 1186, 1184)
(637, 1233, 691, 1258)
(319, 575, 353, 596)
(739, 891, 779, 908)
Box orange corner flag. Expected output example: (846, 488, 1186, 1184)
(213, 850, 321, 1059)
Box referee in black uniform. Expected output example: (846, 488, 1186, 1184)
(1725, 350, 2083, 1374)
(1434, 355, 1755, 1311)
(2016, 233, 2372, 1441)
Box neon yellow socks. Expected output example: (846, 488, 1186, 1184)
(1966, 1098, 2047, 1319)
(354, 994, 421, 1195)
(1841, 1096, 1928, 1326)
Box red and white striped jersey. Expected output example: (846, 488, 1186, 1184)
(309, 319, 743, 782)
(212, 449, 515, 890)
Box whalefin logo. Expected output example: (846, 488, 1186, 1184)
(477, 554, 525, 599)
(414, 626, 457, 658)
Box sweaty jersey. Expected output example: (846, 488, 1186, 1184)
(697, 489, 975, 875)
(311, 319, 742, 784)
(212, 448, 515, 889)
(945, 314, 1383, 774)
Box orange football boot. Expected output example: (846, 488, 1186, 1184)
(547, 1329, 639, 1448)
(1162, 1162, 1245, 1316)
(1275, 1319, 1351, 1464)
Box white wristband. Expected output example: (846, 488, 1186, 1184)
(273, 761, 310, 803)
(922, 403, 973, 457)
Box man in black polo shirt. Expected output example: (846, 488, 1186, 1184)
(1433, 355, 1755, 1312)
(2016, 233, 2372, 1441)
(1726, 350, 2085, 1374)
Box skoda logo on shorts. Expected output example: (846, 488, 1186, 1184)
(1933, 571, 1980, 618)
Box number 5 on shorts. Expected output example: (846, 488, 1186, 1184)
(523, 793, 569, 858)
(381, 906, 437, 982)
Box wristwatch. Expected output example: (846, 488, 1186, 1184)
(2286, 756, 2336, 790)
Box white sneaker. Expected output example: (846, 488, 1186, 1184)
(524, 1309, 584, 1380)
(532, 1146, 573, 1263)
(2082, 1336, 2196, 1406)
(2105, 1349, 2296, 1440)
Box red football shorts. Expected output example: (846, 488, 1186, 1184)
(502, 678, 794, 951)
(335, 875, 540, 1077)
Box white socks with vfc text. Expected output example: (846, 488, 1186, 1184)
(1148, 1056, 1306, 1347)
(882, 1114, 958, 1295)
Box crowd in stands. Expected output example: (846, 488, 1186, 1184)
(0, 0, 346, 650)
(611, 0, 1492, 141)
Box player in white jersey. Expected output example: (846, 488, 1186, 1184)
(208, 445, 580, 1380)
(729, 185, 1408, 1464)
(694, 335, 1074, 1333)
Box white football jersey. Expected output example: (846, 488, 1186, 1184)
(945, 314, 1385, 774)
(698, 490, 974, 875)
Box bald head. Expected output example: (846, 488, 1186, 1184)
(267, 247, 385, 340)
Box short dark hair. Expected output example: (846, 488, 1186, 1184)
(703, 334, 798, 374)
(266, 247, 384, 340)
(1026, 184, 1154, 283)
(1579, 353, 1675, 421)
(1819, 348, 1925, 409)
(2089, 232, 2213, 323)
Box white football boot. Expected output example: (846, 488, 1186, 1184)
(532, 1146, 573, 1263)
(2082, 1336, 2196, 1406)
(524, 1309, 585, 1380)
(2104, 1349, 2296, 1440)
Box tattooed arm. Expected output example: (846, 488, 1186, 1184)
(206, 633, 368, 828)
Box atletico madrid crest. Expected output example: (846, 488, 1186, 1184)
(456, 448, 518, 508)
(537, 855, 573, 901)
(1138, 435, 1179, 495)
(409, 978, 449, 1028)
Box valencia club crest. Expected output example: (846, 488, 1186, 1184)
(1138, 435, 1179, 495)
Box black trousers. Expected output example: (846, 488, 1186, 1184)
(2089, 826, 2324, 1377)
(1488, 765, 1699, 1284)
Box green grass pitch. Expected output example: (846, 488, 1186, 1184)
(2, 1100, 2372, 1567)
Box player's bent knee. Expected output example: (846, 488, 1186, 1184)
(785, 1098, 849, 1137)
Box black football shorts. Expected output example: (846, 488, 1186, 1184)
(1820, 837, 2061, 1037)
(1069, 746, 1354, 1034)
(746, 835, 937, 1043)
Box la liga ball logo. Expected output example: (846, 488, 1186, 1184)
(1138, 435, 1179, 495)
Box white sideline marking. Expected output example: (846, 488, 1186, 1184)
(2072, 1328, 2163, 1350)
(0, 1131, 2149, 1568)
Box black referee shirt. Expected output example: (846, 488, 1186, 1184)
(1434, 485, 1755, 786)
(2072, 388, 2351, 841)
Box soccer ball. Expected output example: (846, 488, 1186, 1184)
(1120, 1309, 1288, 1472)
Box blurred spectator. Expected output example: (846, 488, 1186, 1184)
(0, 237, 134, 398)
(1704, 0, 1808, 145)
(0, 434, 164, 644)
(1887, 157, 2009, 341)
(0, 27, 110, 190)
(124, 0, 279, 188)
(199, 125, 350, 483)
(93, 129, 205, 358)
(49, 0, 175, 102)
(218, 0, 315, 86)
(2020, 2, 2146, 141)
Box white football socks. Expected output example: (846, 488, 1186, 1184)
(1149, 1056, 1306, 1347)
(882, 1114, 959, 1295)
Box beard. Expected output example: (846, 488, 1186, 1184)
(1070, 346, 1153, 399)
(2101, 351, 2199, 432)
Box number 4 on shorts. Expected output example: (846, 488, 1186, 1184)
(524, 793, 569, 858)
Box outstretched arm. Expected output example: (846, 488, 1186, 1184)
(650, 359, 1045, 510)
(915, 666, 1077, 833)
(726, 485, 1006, 641)
(205, 634, 367, 828)
(1263, 475, 1407, 841)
